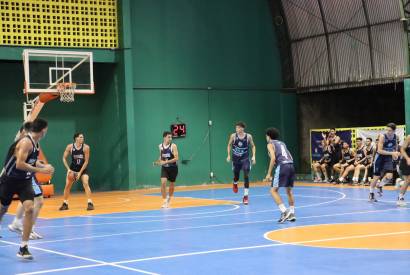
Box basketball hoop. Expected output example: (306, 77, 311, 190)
(57, 83, 76, 103)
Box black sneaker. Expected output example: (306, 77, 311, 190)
(377, 187, 383, 197)
(369, 192, 378, 202)
(278, 210, 291, 223)
(59, 202, 69, 211)
(17, 245, 33, 260)
(287, 213, 296, 222)
(87, 202, 94, 211)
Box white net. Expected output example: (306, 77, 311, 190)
(58, 83, 76, 103)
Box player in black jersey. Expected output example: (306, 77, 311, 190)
(59, 133, 93, 211)
(351, 137, 367, 185)
(324, 129, 341, 182)
(8, 122, 44, 240)
(361, 137, 375, 184)
(0, 118, 53, 259)
(398, 134, 410, 206)
(334, 141, 355, 184)
(312, 141, 331, 182)
(156, 131, 179, 208)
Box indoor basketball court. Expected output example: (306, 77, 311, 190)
(0, 0, 409, 275)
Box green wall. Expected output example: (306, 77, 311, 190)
(128, 0, 298, 187)
(405, 79, 410, 135)
(0, 62, 128, 193)
(0, 0, 298, 192)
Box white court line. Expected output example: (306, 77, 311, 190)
(81, 204, 241, 219)
(0, 239, 160, 275)
(82, 193, 340, 220)
(19, 227, 410, 274)
(83, 187, 343, 219)
(30, 207, 406, 246)
(3, 192, 345, 231)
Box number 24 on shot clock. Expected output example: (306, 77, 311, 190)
(171, 123, 186, 138)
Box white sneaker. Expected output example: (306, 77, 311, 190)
(29, 230, 43, 240)
(161, 201, 168, 208)
(397, 199, 407, 207)
(8, 223, 23, 234)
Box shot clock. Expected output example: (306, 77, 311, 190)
(171, 123, 186, 138)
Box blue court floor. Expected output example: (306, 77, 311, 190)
(1, 184, 409, 275)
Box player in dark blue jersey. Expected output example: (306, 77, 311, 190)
(369, 123, 400, 202)
(0, 118, 53, 259)
(398, 134, 410, 206)
(264, 127, 296, 223)
(156, 131, 179, 208)
(226, 122, 256, 205)
(60, 133, 93, 211)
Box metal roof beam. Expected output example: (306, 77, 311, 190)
(316, 0, 334, 84)
(361, 0, 376, 78)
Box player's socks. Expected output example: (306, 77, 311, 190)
(278, 204, 286, 213)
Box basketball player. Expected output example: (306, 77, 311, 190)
(369, 123, 400, 202)
(226, 122, 256, 205)
(361, 137, 375, 184)
(157, 131, 179, 208)
(0, 118, 54, 259)
(264, 127, 295, 223)
(351, 137, 367, 185)
(397, 134, 410, 206)
(312, 141, 331, 182)
(8, 122, 44, 240)
(334, 141, 355, 184)
(323, 128, 340, 146)
(325, 129, 341, 182)
(59, 133, 94, 211)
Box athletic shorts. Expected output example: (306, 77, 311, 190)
(232, 158, 251, 174)
(373, 155, 394, 176)
(32, 177, 43, 197)
(161, 166, 178, 182)
(319, 160, 330, 165)
(399, 159, 410, 176)
(69, 167, 89, 177)
(271, 163, 295, 188)
(0, 176, 34, 206)
(70, 164, 89, 175)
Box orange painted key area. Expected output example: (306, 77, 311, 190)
(6, 184, 239, 219)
